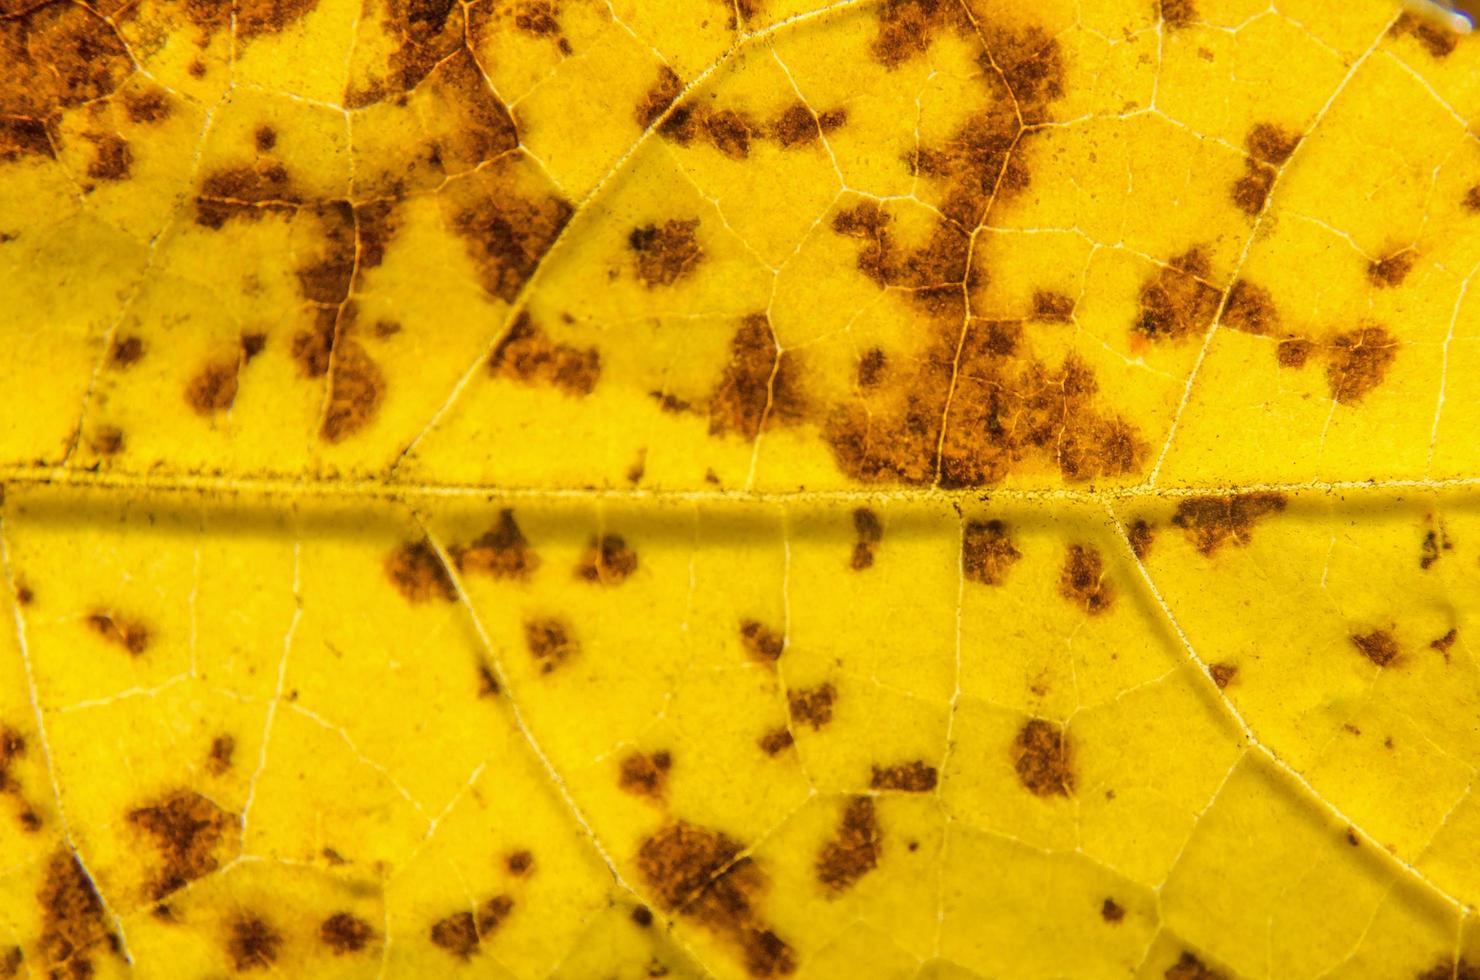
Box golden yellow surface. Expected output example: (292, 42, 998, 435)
(2, 0, 1480, 977)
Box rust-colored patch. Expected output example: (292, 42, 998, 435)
(1390, 12, 1457, 57)
(870, 760, 938, 792)
(1134, 248, 1221, 342)
(85, 132, 131, 181)
(525, 617, 578, 673)
(637, 66, 684, 128)
(816, 796, 880, 893)
(38, 849, 117, 979)
(1013, 718, 1073, 797)
(1465, 185, 1480, 212)
(1101, 898, 1125, 923)
(636, 822, 795, 977)
(629, 219, 704, 287)
(1222, 279, 1277, 335)
(1166, 951, 1226, 980)
(758, 728, 793, 756)
(962, 519, 1020, 586)
(770, 103, 819, 147)
(851, 508, 883, 571)
(788, 683, 836, 731)
(185, 360, 240, 415)
(1277, 337, 1313, 369)
(477, 662, 501, 697)
(429, 895, 513, 960)
(452, 172, 573, 302)
(619, 750, 672, 800)
(1351, 629, 1399, 667)
(15, 584, 32, 606)
(740, 619, 785, 664)
(1033, 290, 1075, 321)
(631, 905, 654, 927)
(1231, 124, 1298, 216)
(0, 947, 18, 977)
(1417, 958, 1480, 980)
(1170, 493, 1286, 555)
(1246, 123, 1301, 166)
(123, 89, 171, 125)
(708, 314, 806, 440)
(1325, 325, 1398, 404)
(489, 313, 600, 396)
(1231, 160, 1274, 216)
(108, 335, 144, 367)
(227, 914, 282, 971)
(1420, 519, 1452, 570)
(1431, 628, 1458, 660)
(127, 790, 238, 901)
(1159, 0, 1196, 27)
(385, 540, 456, 603)
(575, 534, 638, 585)
(1058, 545, 1114, 616)
(85, 610, 150, 655)
(320, 912, 373, 954)
(450, 509, 540, 580)
(207, 734, 235, 776)
(320, 339, 386, 442)
(195, 161, 300, 229)
(506, 850, 534, 876)
(870, 0, 970, 67)
(89, 425, 124, 456)
(1127, 519, 1156, 560)
(1208, 663, 1237, 689)
(1368, 250, 1416, 288)
(241, 333, 267, 361)
(856, 348, 887, 389)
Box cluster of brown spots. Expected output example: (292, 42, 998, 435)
(1368, 249, 1417, 288)
(429, 895, 513, 960)
(37, 850, 119, 979)
(707, 315, 806, 440)
(962, 519, 1020, 586)
(1421, 517, 1452, 570)
(850, 508, 883, 571)
(740, 619, 785, 664)
(659, 98, 846, 160)
(1208, 663, 1237, 689)
(1159, 0, 1197, 28)
(1166, 951, 1226, 980)
(385, 540, 456, 603)
(524, 617, 578, 673)
(870, 760, 938, 792)
(1127, 519, 1156, 560)
(619, 750, 672, 800)
(1013, 719, 1073, 797)
(510, 0, 569, 53)
(320, 912, 374, 955)
(1326, 325, 1398, 404)
(1134, 248, 1222, 342)
(185, 359, 242, 415)
(128, 791, 239, 901)
(629, 219, 704, 287)
(1170, 493, 1286, 555)
(1351, 629, 1399, 667)
(194, 161, 300, 229)
(869, 0, 970, 67)
(788, 683, 836, 731)
(1231, 124, 1300, 215)
(1101, 898, 1125, 923)
(489, 313, 600, 396)
(815, 797, 880, 893)
(207, 734, 235, 776)
(0, 727, 40, 833)
(1033, 291, 1075, 321)
(506, 850, 534, 876)
(1390, 12, 1459, 58)
(575, 535, 638, 584)
(227, 914, 282, 971)
(85, 610, 150, 654)
(89, 425, 125, 456)
(450, 509, 540, 580)
(1058, 545, 1114, 616)
(636, 822, 794, 977)
(757, 728, 793, 756)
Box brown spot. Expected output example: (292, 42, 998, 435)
(1346, 828, 1360, 846)
(757, 728, 793, 756)
(1208, 663, 1237, 689)
(0, 947, 18, 977)
(856, 348, 887, 389)
(637, 66, 684, 129)
(512, 0, 560, 37)
(127, 790, 238, 900)
(85, 610, 150, 654)
(90, 425, 124, 456)
(85, 133, 130, 181)
(525, 617, 578, 673)
(477, 662, 501, 697)
(1417, 959, 1480, 980)
(15, 584, 33, 606)
(429, 895, 514, 960)
(0, 118, 52, 162)
(1246, 123, 1301, 166)
(189, 60, 208, 78)
(1277, 337, 1313, 368)
(38, 850, 117, 979)
(740, 620, 785, 664)
(1101, 898, 1124, 923)
(962, 519, 1021, 586)
(619, 750, 672, 800)
(252, 126, 276, 153)
(851, 508, 883, 571)
(636, 822, 795, 977)
(869, 0, 970, 67)
(1159, 0, 1196, 28)
(574, 534, 638, 585)
(207, 734, 234, 775)
(1166, 951, 1226, 980)
(1013, 719, 1073, 797)
(1231, 161, 1275, 215)
(320, 339, 386, 442)
(1420, 522, 1452, 570)
(506, 850, 533, 876)
(816, 796, 880, 893)
(1170, 493, 1287, 555)
(869, 760, 938, 792)
(450, 510, 540, 580)
(385, 540, 456, 603)
(240, 333, 266, 361)
(1465, 185, 1480, 212)
(194, 161, 300, 229)
(1134, 248, 1221, 342)
(1058, 545, 1114, 616)
(631, 905, 654, 927)
(1325, 325, 1398, 404)
(227, 914, 282, 971)
(1222, 280, 1277, 335)
(1431, 628, 1458, 659)
(452, 170, 573, 303)
(1351, 629, 1399, 667)
(372, 319, 401, 338)
(185, 360, 240, 415)
(629, 219, 704, 287)
(788, 683, 836, 731)
(320, 912, 373, 954)
(769, 103, 839, 148)
(489, 313, 600, 396)
(1391, 12, 1458, 58)
(122, 89, 171, 125)
(703, 109, 754, 159)
(1368, 250, 1416, 288)
(1033, 290, 1075, 321)
(1127, 519, 1156, 560)
(708, 314, 805, 440)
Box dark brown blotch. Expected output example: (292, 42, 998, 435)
(630, 905, 654, 927)
(228, 914, 282, 971)
(869, 760, 937, 792)
(320, 912, 374, 954)
(319, 339, 386, 443)
(707, 314, 805, 440)
(524, 617, 578, 673)
(869, 0, 970, 67)
(429, 895, 513, 960)
(740, 619, 785, 664)
(1033, 290, 1075, 321)
(1222, 279, 1277, 335)
(85, 610, 150, 655)
(89, 425, 124, 456)
(856, 348, 887, 389)
(1325, 325, 1397, 404)
(1101, 898, 1124, 923)
(1208, 663, 1237, 689)
(1368, 250, 1416, 288)
(452, 175, 573, 303)
(1277, 337, 1313, 369)
(788, 683, 836, 731)
(1134, 248, 1220, 342)
(489, 313, 600, 397)
(109, 335, 144, 368)
(619, 750, 671, 800)
(851, 508, 883, 571)
(1390, 12, 1458, 58)
(1170, 493, 1286, 555)
(0, 947, 18, 977)
(127, 790, 238, 901)
(757, 728, 793, 756)
(124, 89, 172, 125)
(1231, 160, 1274, 216)
(629, 219, 704, 287)
(816, 796, 880, 893)
(85, 133, 131, 181)
(1159, 0, 1196, 28)
(1420, 519, 1452, 570)
(1416, 958, 1480, 980)
(1166, 951, 1226, 980)
(1058, 545, 1114, 616)
(385, 540, 456, 604)
(185, 360, 240, 415)
(1351, 629, 1399, 667)
(38, 849, 118, 980)
(575, 534, 638, 585)
(505, 849, 534, 876)
(637, 66, 684, 129)
(207, 734, 235, 775)
(1127, 519, 1156, 560)
(1013, 718, 1073, 797)
(1431, 628, 1458, 660)
(450, 509, 540, 580)
(962, 519, 1021, 586)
